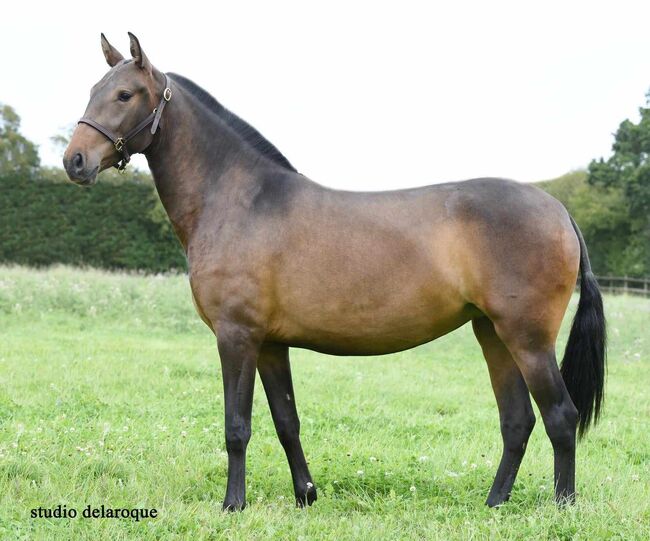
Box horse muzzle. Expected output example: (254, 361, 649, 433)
(63, 150, 99, 186)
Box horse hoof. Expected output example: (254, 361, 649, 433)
(222, 499, 246, 512)
(485, 493, 509, 508)
(555, 492, 576, 507)
(295, 484, 317, 507)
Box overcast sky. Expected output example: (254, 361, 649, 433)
(3, 1, 650, 190)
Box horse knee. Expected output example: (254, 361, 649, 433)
(225, 421, 251, 453)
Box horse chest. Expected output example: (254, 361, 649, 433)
(188, 252, 270, 330)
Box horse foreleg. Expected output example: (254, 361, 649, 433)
(217, 322, 260, 511)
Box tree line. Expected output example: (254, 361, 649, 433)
(1, 100, 648, 276)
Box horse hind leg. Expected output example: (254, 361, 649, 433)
(257, 343, 317, 507)
(473, 317, 536, 507)
(492, 316, 579, 504)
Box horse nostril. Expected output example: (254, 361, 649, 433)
(72, 152, 84, 171)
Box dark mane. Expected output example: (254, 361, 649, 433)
(168, 73, 296, 172)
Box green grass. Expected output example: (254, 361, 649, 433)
(0, 265, 648, 540)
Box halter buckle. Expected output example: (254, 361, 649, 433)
(163, 87, 172, 102)
(114, 138, 125, 152)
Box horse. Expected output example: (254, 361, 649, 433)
(63, 33, 606, 511)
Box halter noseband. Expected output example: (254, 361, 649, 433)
(78, 73, 172, 171)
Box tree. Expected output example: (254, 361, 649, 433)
(0, 104, 40, 178)
(587, 92, 650, 277)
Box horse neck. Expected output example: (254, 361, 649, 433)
(144, 85, 266, 249)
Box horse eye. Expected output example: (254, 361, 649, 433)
(118, 91, 132, 102)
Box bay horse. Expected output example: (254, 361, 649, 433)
(63, 33, 606, 510)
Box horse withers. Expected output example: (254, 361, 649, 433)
(63, 33, 606, 510)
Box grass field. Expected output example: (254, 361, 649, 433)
(0, 266, 648, 540)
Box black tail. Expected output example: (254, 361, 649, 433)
(561, 216, 607, 439)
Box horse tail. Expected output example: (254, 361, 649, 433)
(560, 216, 606, 439)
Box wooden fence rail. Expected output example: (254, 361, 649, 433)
(594, 275, 650, 297)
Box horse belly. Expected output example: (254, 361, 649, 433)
(271, 272, 472, 355)
(284, 312, 472, 355)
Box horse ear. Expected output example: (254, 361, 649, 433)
(127, 32, 152, 72)
(100, 33, 124, 67)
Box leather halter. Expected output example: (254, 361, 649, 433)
(78, 74, 172, 171)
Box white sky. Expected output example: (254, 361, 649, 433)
(3, 0, 650, 190)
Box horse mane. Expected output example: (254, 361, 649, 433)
(168, 73, 296, 172)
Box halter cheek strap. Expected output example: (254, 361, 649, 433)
(78, 73, 172, 171)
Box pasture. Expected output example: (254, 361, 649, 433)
(0, 266, 648, 540)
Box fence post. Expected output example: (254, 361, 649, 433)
(594, 275, 650, 298)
